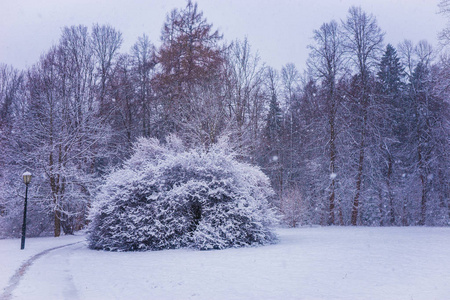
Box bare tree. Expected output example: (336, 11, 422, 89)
(280, 63, 302, 193)
(223, 38, 266, 156)
(131, 34, 157, 137)
(439, 0, 450, 46)
(179, 77, 227, 147)
(281, 63, 300, 107)
(91, 24, 123, 109)
(23, 26, 112, 236)
(307, 20, 345, 225)
(342, 6, 384, 225)
(261, 67, 284, 196)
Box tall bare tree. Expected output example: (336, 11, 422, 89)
(308, 20, 345, 225)
(223, 38, 266, 156)
(91, 24, 123, 110)
(131, 34, 157, 137)
(342, 6, 384, 225)
(24, 26, 112, 236)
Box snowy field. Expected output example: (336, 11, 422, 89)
(1, 227, 450, 300)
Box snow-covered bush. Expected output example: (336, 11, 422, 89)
(88, 136, 278, 251)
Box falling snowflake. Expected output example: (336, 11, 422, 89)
(330, 173, 337, 180)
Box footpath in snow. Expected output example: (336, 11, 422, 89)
(0, 233, 85, 300)
(1, 227, 450, 300)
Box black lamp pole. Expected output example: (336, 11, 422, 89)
(21, 172, 32, 250)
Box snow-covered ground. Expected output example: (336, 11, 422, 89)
(1, 227, 450, 300)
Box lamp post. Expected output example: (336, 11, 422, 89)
(21, 171, 32, 250)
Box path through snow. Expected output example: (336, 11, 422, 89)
(0, 242, 83, 300)
(2, 227, 450, 300)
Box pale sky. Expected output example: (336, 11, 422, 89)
(0, 0, 446, 71)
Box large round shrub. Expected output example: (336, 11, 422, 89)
(88, 136, 278, 251)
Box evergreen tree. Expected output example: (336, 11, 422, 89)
(376, 44, 405, 225)
(265, 93, 283, 143)
(378, 44, 404, 95)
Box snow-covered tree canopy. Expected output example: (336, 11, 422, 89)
(88, 136, 278, 251)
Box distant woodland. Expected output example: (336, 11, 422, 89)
(1, 1, 449, 237)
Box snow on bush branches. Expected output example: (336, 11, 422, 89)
(88, 136, 278, 251)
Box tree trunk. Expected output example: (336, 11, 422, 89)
(379, 188, 384, 226)
(417, 125, 426, 226)
(54, 210, 61, 237)
(402, 199, 408, 226)
(386, 155, 395, 225)
(419, 173, 427, 226)
(351, 107, 367, 226)
(328, 104, 336, 225)
(329, 180, 335, 225)
(351, 147, 364, 225)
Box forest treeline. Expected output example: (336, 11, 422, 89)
(1, 1, 449, 237)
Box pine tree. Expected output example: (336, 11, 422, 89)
(265, 93, 283, 143)
(378, 44, 404, 95)
(376, 44, 405, 225)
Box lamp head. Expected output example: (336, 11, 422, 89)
(23, 172, 32, 185)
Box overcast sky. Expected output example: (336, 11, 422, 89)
(0, 0, 446, 71)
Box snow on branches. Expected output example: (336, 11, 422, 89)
(88, 136, 278, 251)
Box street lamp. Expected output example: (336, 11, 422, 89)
(21, 171, 32, 250)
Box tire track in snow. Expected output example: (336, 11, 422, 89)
(62, 243, 85, 300)
(0, 241, 83, 300)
